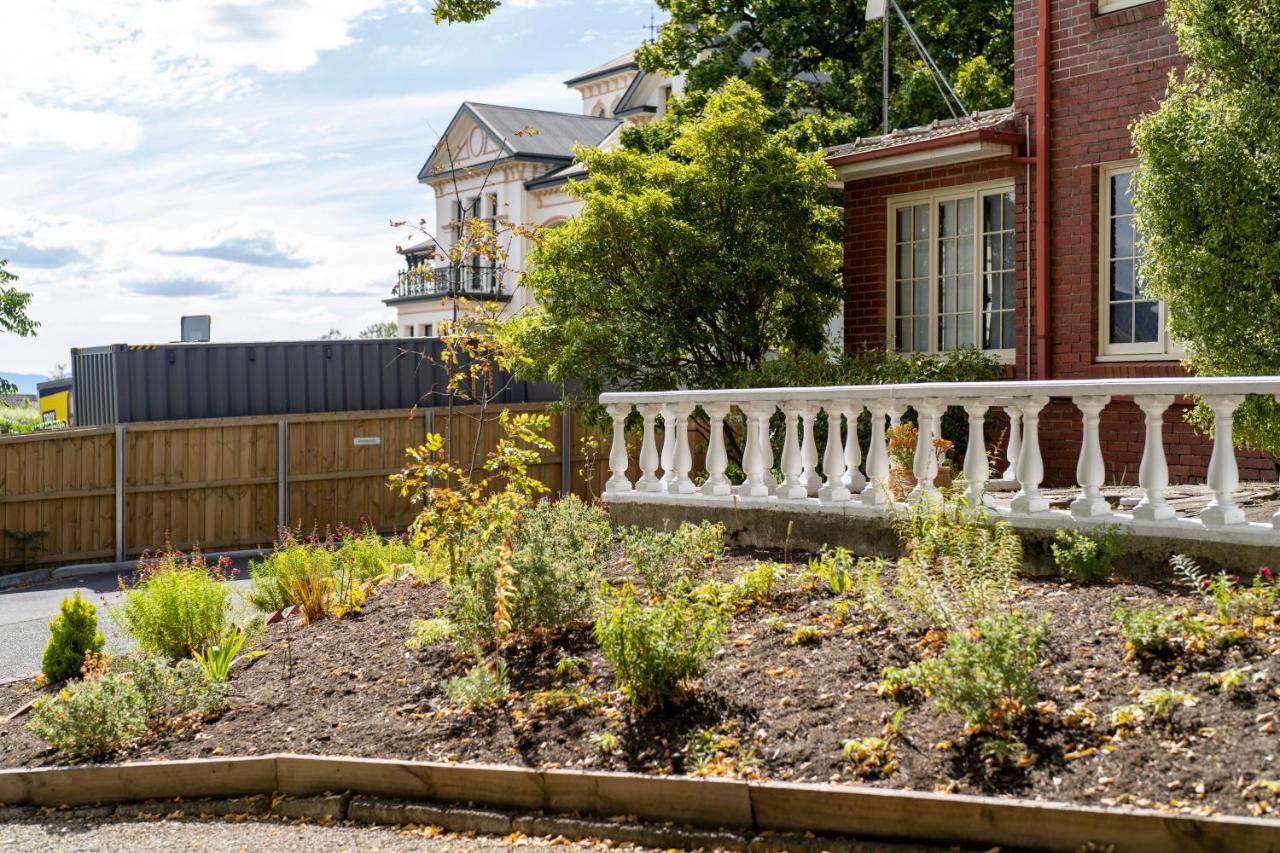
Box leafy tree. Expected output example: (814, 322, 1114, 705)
(0, 259, 38, 397)
(514, 81, 842, 398)
(358, 321, 399, 339)
(1132, 0, 1280, 454)
(635, 0, 1012, 150)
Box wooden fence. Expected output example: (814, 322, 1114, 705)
(0, 403, 611, 572)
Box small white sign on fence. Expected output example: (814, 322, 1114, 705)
(353, 436, 382, 447)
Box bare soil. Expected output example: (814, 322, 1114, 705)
(2, 547, 1279, 821)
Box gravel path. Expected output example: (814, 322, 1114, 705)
(0, 815, 648, 852)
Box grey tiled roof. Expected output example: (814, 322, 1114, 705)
(563, 51, 638, 86)
(824, 107, 1020, 160)
(465, 103, 621, 159)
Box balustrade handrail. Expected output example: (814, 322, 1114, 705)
(600, 376, 1280, 406)
(597, 375, 1280, 536)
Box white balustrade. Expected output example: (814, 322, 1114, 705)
(818, 402, 851, 503)
(1009, 395, 1050, 514)
(842, 404, 866, 493)
(862, 399, 892, 506)
(800, 405, 822, 496)
(962, 398, 991, 507)
(702, 403, 732, 497)
(1070, 395, 1111, 518)
(1200, 395, 1245, 526)
(597, 377, 1280, 546)
(668, 402, 696, 494)
(658, 403, 676, 490)
(605, 403, 633, 495)
(1132, 394, 1175, 521)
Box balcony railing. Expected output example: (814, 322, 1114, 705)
(393, 265, 504, 300)
(599, 377, 1280, 542)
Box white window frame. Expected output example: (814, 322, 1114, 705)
(1097, 161, 1179, 360)
(1097, 0, 1154, 14)
(884, 179, 1017, 362)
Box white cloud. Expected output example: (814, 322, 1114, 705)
(0, 98, 143, 153)
(219, 151, 309, 166)
(1, 0, 397, 108)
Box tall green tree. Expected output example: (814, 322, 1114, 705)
(513, 81, 842, 398)
(636, 0, 1013, 150)
(0, 259, 38, 397)
(1132, 0, 1280, 454)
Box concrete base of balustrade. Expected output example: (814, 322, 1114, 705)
(604, 491, 1280, 579)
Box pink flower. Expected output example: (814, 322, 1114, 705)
(1261, 567, 1273, 580)
(1201, 580, 1211, 590)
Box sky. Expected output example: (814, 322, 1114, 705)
(0, 0, 660, 379)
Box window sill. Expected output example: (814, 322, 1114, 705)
(1095, 352, 1180, 363)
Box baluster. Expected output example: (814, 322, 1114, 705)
(1131, 394, 1176, 521)
(1009, 395, 1050, 514)
(659, 403, 676, 490)
(605, 403, 633, 494)
(861, 399, 892, 506)
(1070, 396, 1112, 518)
(668, 402, 696, 494)
(962, 398, 991, 508)
(777, 404, 807, 499)
(636, 404, 662, 492)
(910, 399, 943, 502)
(701, 403, 732, 497)
(818, 402, 851, 503)
(842, 404, 866, 493)
(761, 408, 778, 493)
(741, 402, 773, 497)
(1200, 395, 1246, 526)
(800, 404, 822, 495)
(1003, 405, 1022, 480)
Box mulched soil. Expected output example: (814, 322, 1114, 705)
(3, 546, 1280, 822)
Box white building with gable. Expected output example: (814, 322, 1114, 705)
(387, 51, 680, 338)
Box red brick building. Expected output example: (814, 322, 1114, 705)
(825, 0, 1274, 486)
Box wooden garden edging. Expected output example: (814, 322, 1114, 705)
(0, 754, 1276, 852)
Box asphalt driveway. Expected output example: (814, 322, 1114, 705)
(0, 562, 255, 682)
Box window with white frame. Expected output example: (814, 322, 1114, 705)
(1099, 162, 1174, 357)
(1097, 0, 1154, 14)
(888, 183, 1016, 355)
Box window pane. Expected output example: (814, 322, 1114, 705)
(1134, 300, 1160, 343)
(914, 318, 928, 349)
(1112, 171, 1133, 216)
(913, 278, 929, 311)
(897, 243, 912, 278)
(941, 241, 955, 276)
(1003, 193, 1015, 228)
(913, 204, 929, 239)
(1002, 271, 1016, 310)
(957, 198, 974, 235)
(896, 281, 912, 313)
(897, 207, 912, 238)
(1111, 259, 1134, 301)
(938, 200, 954, 237)
(958, 239, 973, 276)
(1111, 302, 1132, 344)
(913, 244, 929, 279)
(896, 319, 912, 352)
(1111, 216, 1133, 259)
(983, 195, 1000, 232)
(1002, 311, 1015, 348)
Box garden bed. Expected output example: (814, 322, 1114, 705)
(2, 542, 1279, 821)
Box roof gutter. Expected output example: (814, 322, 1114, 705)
(824, 128, 1025, 168)
(1033, 0, 1051, 380)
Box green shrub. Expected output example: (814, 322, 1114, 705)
(41, 592, 105, 683)
(114, 550, 231, 660)
(1052, 526, 1121, 584)
(0, 404, 40, 435)
(1172, 554, 1280, 622)
(726, 562, 787, 609)
(1111, 687, 1196, 730)
(335, 528, 418, 582)
(620, 521, 725, 596)
(808, 548, 891, 621)
(124, 653, 229, 718)
(248, 541, 369, 620)
(442, 659, 510, 709)
(27, 673, 148, 757)
(892, 499, 1022, 631)
(891, 612, 1050, 732)
(1111, 601, 1206, 657)
(406, 617, 456, 649)
(446, 496, 612, 649)
(594, 580, 727, 708)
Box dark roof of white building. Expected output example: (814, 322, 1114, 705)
(563, 51, 639, 87)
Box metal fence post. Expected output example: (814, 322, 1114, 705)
(277, 419, 288, 531)
(114, 424, 127, 562)
(561, 409, 572, 497)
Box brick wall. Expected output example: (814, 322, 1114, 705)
(842, 160, 1028, 359)
(839, 0, 1275, 484)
